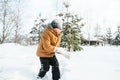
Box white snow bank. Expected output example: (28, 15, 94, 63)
(0, 43, 120, 80)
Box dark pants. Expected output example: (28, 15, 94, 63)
(38, 55, 60, 80)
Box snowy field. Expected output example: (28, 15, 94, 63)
(0, 43, 120, 80)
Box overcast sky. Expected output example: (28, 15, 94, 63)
(24, 0, 120, 36)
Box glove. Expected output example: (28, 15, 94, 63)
(54, 47, 65, 54)
(54, 47, 71, 59)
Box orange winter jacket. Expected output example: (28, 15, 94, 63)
(36, 27, 62, 57)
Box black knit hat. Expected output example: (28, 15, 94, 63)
(50, 19, 62, 30)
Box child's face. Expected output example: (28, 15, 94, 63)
(53, 28, 61, 34)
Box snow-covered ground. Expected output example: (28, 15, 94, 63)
(0, 43, 120, 80)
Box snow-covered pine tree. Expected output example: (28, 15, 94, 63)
(112, 26, 120, 45)
(106, 27, 112, 45)
(29, 14, 46, 45)
(57, 1, 84, 51)
(114, 34, 120, 45)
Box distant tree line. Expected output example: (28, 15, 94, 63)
(81, 25, 120, 46)
(100, 26, 120, 46)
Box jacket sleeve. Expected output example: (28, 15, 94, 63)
(56, 33, 62, 47)
(41, 32, 55, 53)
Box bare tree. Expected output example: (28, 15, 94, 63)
(0, 0, 15, 44)
(94, 24, 101, 38)
(14, 0, 23, 43)
(0, 0, 24, 44)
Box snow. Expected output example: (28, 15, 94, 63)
(0, 43, 120, 80)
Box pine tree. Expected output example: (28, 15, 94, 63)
(57, 1, 84, 51)
(114, 34, 120, 45)
(106, 27, 112, 45)
(30, 14, 46, 45)
(112, 26, 120, 45)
